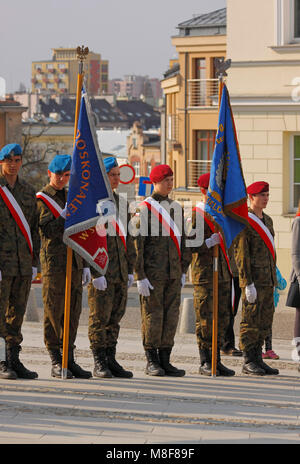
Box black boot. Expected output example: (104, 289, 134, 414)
(68, 349, 92, 378)
(199, 348, 217, 376)
(106, 346, 133, 378)
(145, 349, 165, 376)
(48, 349, 73, 379)
(0, 361, 17, 380)
(7, 345, 38, 379)
(242, 348, 266, 376)
(92, 348, 112, 378)
(217, 349, 235, 377)
(158, 348, 185, 377)
(256, 346, 279, 375)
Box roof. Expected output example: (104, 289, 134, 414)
(177, 7, 226, 36)
(116, 100, 160, 130)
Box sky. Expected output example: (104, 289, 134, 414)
(0, 0, 226, 93)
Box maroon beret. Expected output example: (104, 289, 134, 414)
(247, 181, 269, 195)
(197, 173, 210, 189)
(149, 164, 173, 183)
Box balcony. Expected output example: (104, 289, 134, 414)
(187, 159, 211, 188)
(187, 79, 219, 108)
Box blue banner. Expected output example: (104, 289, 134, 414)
(63, 92, 114, 274)
(205, 84, 248, 249)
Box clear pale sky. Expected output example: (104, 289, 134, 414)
(0, 0, 226, 93)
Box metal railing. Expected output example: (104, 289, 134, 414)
(187, 79, 219, 108)
(187, 159, 212, 188)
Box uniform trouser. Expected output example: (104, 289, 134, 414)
(239, 286, 274, 352)
(88, 280, 128, 350)
(140, 278, 181, 351)
(193, 282, 231, 350)
(42, 270, 83, 351)
(0, 275, 31, 348)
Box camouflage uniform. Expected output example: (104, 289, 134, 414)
(88, 192, 136, 351)
(37, 184, 84, 352)
(234, 208, 277, 353)
(134, 192, 191, 351)
(0, 174, 40, 348)
(191, 211, 231, 350)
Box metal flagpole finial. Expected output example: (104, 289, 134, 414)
(215, 57, 232, 79)
(76, 45, 89, 62)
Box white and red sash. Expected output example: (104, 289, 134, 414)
(111, 217, 127, 251)
(142, 196, 181, 259)
(248, 212, 276, 262)
(193, 202, 231, 273)
(0, 185, 33, 256)
(36, 191, 63, 218)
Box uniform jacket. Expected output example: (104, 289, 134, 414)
(0, 173, 40, 277)
(37, 184, 84, 276)
(290, 216, 300, 283)
(134, 192, 191, 281)
(92, 191, 136, 283)
(190, 209, 231, 285)
(234, 207, 277, 288)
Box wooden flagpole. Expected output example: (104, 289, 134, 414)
(61, 46, 89, 379)
(211, 58, 231, 378)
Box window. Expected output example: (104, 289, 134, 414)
(147, 162, 152, 176)
(291, 135, 300, 209)
(195, 130, 216, 161)
(133, 161, 140, 177)
(295, 0, 300, 38)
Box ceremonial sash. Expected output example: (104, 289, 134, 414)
(142, 197, 181, 259)
(193, 202, 231, 273)
(36, 191, 63, 218)
(0, 185, 33, 256)
(248, 212, 275, 262)
(111, 217, 127, 251)
(193, 201, 235, 308)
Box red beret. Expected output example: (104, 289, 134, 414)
(197, 173, 210, 189)
(149, 164, 173, 183)
(247, 181, 269, 195)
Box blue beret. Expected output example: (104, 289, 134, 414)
(0, 143, 22, 160)
(103, 156, 118, 173)
(48, 154, 72, 173)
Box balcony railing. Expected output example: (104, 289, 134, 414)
(187, 79, 220, 108)
(187, 159, 212, 188)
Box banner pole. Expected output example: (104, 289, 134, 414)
(61, 47, 88, 379)
(211, 77, 224, 378)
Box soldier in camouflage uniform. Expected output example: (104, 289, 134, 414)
(234, 181, 278, 375)
(190, 173, 235, 377)
(0, 143, 40, 379)
(37, 154, 92, 379)
(134, 164, 190, 377)
(88, 157, 136, 379)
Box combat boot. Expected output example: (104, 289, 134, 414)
(199, 348, 216, 376)
(68, 349, 92, 378)
(145, 349, 165, 376)
(216, 349, 235, 376)
(48, 349, 73, 379)
(158, 348, 185, 377)
(7, 345, 38, 379)
(106, 346, 133, 378)
(242, 348, 265, 376)
(256, 346, 279, 375)
(0, 361, 17, 380)
(92, 348, 113, 378)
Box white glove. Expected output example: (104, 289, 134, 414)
(60, 203, 68, 219)
(137, 278, 154, 297)
(0, 270, 2, 282)
(32, 267, 38, 281)
(92, 276, 107, 291)
(245, 283, 257, 304)
(128, 274, 134, 288)
(205, 233, 221, 249)
(82, 268, 92, 286)
(181, 274, 186, 288)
